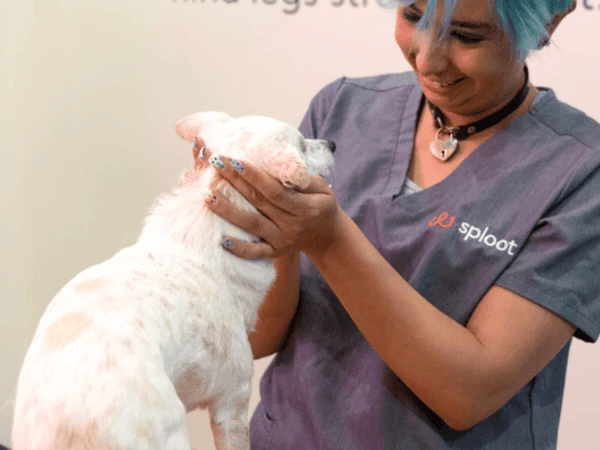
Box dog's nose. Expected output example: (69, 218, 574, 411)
(326, 140, 336, 153)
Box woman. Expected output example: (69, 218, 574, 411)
(201, 0, 600, 448)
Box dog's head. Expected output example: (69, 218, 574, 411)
(175, 112, 335, 189)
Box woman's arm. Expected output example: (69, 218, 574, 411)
(248, 253, 300, 359)
(305, 209, 576, 430)
(200, 171, 301, 359)
(202, 153, 576, 430)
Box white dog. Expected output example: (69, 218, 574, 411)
(11, 112, 335, 450)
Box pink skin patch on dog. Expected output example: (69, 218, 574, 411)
(44, 312, 92, 351)
(74, 279, 108, 293)
(55, 420, 105, 450)
(101, 356, 116, 371)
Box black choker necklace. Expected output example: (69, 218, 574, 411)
(427, 65, 530, 162)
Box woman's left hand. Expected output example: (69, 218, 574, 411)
(199, 141, 340, 260)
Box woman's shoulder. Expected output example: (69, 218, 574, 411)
(301, 72, 421, 136)
(306, 71, 420, 118)
(318, 72, 419, 95)
(530, 89, 600, 151)
(310, 71, 419, 103)
(340, 71, 420, 92)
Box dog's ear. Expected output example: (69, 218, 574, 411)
(175, 112, 233, 143)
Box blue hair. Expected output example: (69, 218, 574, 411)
(381, 0, 574, 60)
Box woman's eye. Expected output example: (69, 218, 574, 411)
(402, 10, 421, 25)
(451, 31, 484, 44)
(402, 9, 484, 45)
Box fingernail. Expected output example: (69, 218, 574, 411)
(231, 159, 244, 172)
(205, 191, 217, 204)
(194, 138, 207, 160)
(221, 238, 234, 249)
(210, 155, 225, 170)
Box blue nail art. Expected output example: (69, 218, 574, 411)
(210, 155, 225, 170)
(231, 160, 244, 172)
(222, 238, 234, 249)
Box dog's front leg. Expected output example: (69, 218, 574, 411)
(208, 379, 252, 450)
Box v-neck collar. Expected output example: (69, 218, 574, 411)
(385, 83, 556, 208)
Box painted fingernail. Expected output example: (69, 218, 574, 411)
(210, 155, 225, 170)
(221, 238, 234, 249)
(194, 138, 207, 160)
(231, 159, 244, 172)
(205, 191, 217, 204)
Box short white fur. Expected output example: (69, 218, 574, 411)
(11, 112, 334, 450)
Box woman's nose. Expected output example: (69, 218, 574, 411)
(410, 30, 449, 76)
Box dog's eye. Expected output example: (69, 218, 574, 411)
(300, 141, 307, 152)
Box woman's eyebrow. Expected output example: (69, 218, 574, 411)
(408, 5, 494, 32)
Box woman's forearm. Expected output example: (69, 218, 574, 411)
(249, 252, 300, 359)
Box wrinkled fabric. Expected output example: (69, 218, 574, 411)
(250, 72, 600, 450)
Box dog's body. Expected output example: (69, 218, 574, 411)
(11, 112, 334, 450)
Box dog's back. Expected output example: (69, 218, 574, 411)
(12, 111, 334, 450)
(11, 245, 271, 449)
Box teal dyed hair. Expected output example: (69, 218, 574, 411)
(382, 0, 574, 60)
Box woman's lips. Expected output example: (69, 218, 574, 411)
(422, 76, 467, 91)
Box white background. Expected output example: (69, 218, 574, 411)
(1, 0, 599, 448)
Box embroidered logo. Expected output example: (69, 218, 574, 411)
(428, 212, 456, 229)
(429, 212, 519, 255)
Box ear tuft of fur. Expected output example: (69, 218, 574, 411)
(175, 112, 233, 143)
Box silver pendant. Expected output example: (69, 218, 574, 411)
(430, 127, 459, 162)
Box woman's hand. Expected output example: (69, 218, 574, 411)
(198, 138, 341, 260)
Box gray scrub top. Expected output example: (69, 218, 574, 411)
(250, 72, 600, 450)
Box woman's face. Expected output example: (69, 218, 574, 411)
(395, 0, 526, 120)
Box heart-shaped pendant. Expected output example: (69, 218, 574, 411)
(430, 128, 458, 162)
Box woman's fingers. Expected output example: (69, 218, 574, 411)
(192, 137, 211, 171)
(199, 144, 304, 215)
(300, 175, 333, 195)
(205, 191, 281, 241)
(193, 137, 339, 258)
(220, 235, 277, 260)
